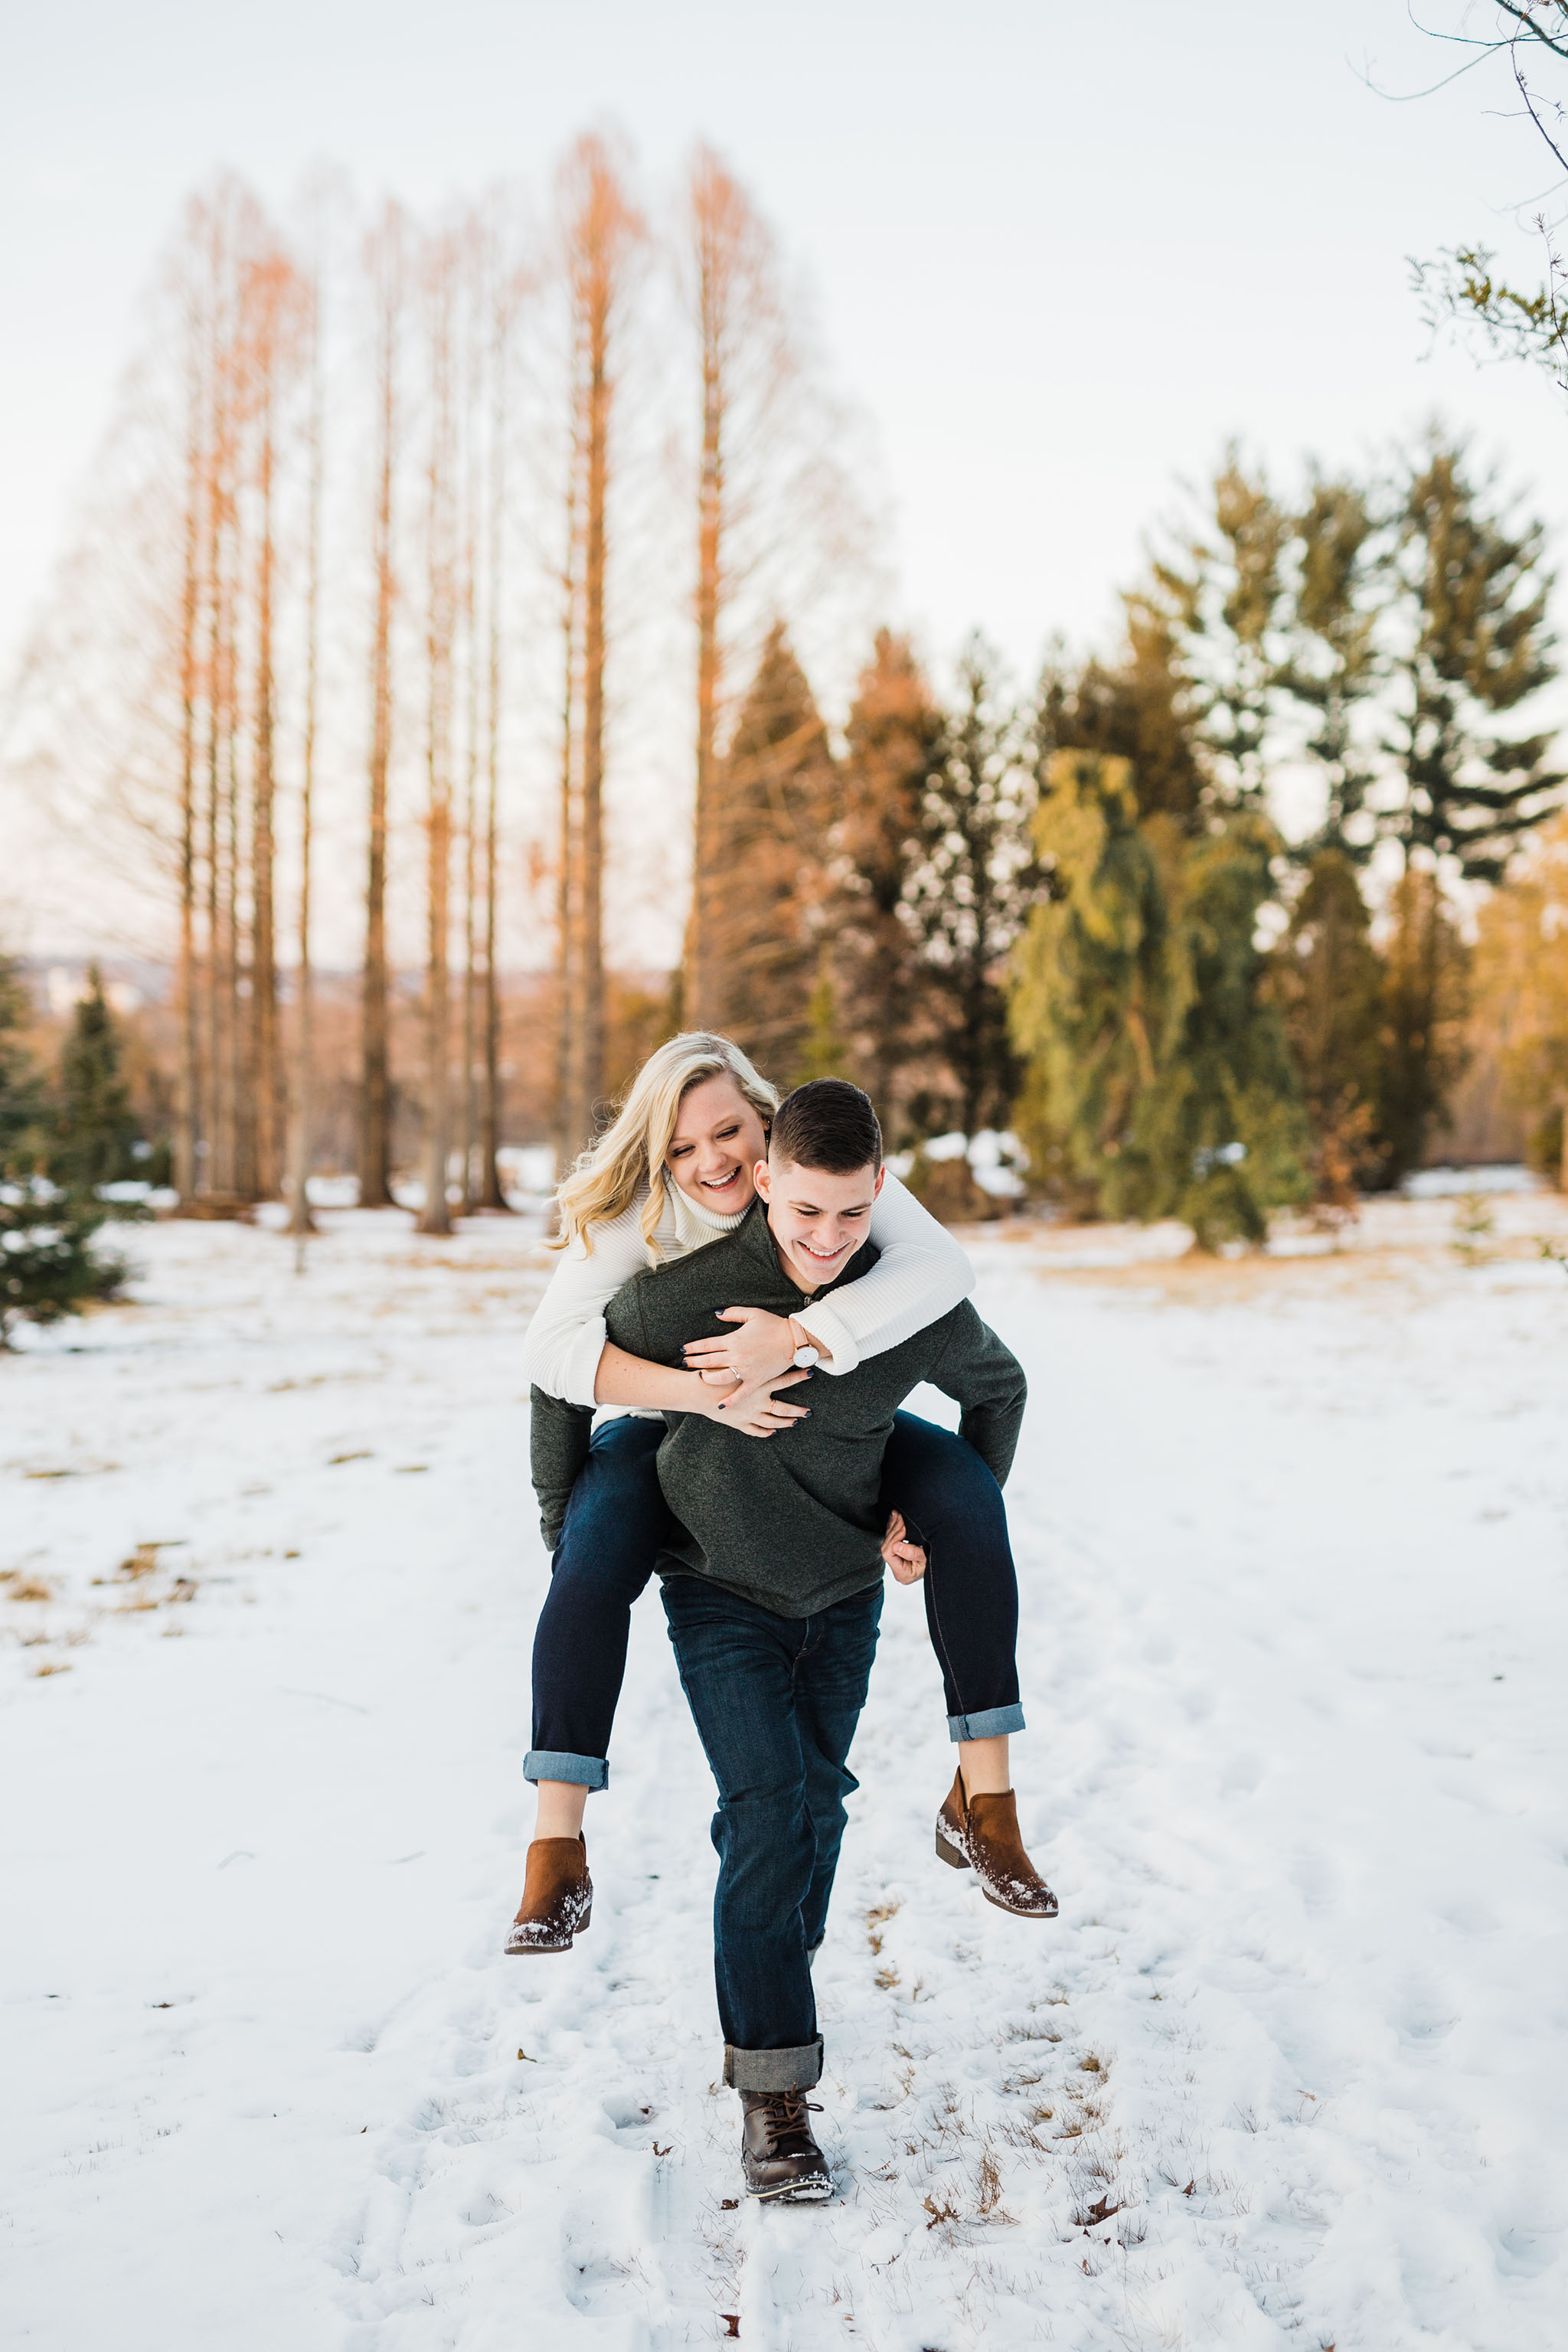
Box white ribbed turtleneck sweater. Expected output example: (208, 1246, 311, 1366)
(521, 1170, 974, 1409)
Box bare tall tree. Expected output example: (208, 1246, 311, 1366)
(247, 260, 281, 1199)
(554, 136, 645, 1158)
(685, 149, 775, 1029)
(459, 225, 484, 1210)
(287, 241, 326, 1242)
(143, 177, 271, 1207)
(554, 429, 580, 1171)
(359, 204, 403, 1210)
(416, 230, 460, 1238)
(242, 243, 308, 1199)
(198, 185, 260, 1204)
(477, 230, 518, 1211)
(678, 145, 859, 1029)
(172, 214, 208, 1204)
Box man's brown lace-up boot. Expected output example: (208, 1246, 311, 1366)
(505, 1835, 592, 1954)
(739, 2090, 833, 2201)
(936, 1770, 1058, 1918)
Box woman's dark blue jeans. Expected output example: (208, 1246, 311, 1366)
(524, 1407, 1024, 1791)
(662, 1575, 883, 2088)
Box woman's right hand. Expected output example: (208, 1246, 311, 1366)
(697, 1364, 812, 1438)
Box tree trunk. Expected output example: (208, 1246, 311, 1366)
(287, 262, 324, 1242)
(420, 786, 453, 1236)
(478, 262, 509, 1211)
(360, 213, 400, 1210)
(678, 150, 835, 1043)
(250, 358, 279, 1198)
(175, 305, 204, 1203)
(222, 624, 247, 1197)
(688, 210, 724, 1031)
(205, 403, 234, 1199)
(460, 299, 482, 1211)
(555, 138, 642, 1159)
(579, 275, 608, 1142)
(680, 147, 759, 1035)
(417, 234, 457, 1239)
(554, 392, 580, 1174)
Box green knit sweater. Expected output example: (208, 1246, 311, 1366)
(529, 1198, 1027, 1619)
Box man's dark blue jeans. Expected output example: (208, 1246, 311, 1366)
(661, 1573, 884, 2093)
(525, 1409, 1021, 1790)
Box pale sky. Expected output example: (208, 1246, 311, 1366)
(3, 0, 1564, 959)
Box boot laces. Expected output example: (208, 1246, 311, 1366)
(760, 2092, 821, 2153)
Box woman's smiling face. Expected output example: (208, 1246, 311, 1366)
(665, 1073, 770, 1214)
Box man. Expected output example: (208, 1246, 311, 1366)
(530, 1079, 1054, 2201)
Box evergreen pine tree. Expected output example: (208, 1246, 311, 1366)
(1283, 478, 1382, 867)
(701, 624, 835, 1076)
(0, 955, 43, 1161)
(52, 965, 141, 1194)
(1378, 866, 1471, 1181)
(1390, 443, 1563, 883)
(795, 949, 849, 1083)
(1011, 769, 1309, 1245)
(1132, 813, 1311, 1248)
(906, 639, 1035, 1136)
(828, 631, 945, 1131)
(1035, 611, 1205, 831)
(1269, 850, 1388, 1204)
(1145, 449, 1292, 812)
(0, 956, 126, 1351)
(1010, 750, 1171, 1212)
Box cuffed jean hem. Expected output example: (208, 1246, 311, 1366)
(524, 1749, 609, 1790)
(947, 1704, 1026, 1743)
(724, 2036, 825, 2093)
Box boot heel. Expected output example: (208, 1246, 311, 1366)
(577, 1904, 591, 1936)
(935, 1826, 970, 1870)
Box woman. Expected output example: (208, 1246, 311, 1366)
(511, 1031, 1027, 1950)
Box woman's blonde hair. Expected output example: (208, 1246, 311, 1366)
(550, 1031, 779, 1256)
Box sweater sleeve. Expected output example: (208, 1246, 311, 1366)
(528, 1385, 594, 1553)
(800, 1169, 975, 1377)
(521, 1196, 656, 1406)
(925, 1303, 1028, 1489)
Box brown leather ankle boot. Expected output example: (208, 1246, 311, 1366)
(936, 1770, 1057, 1918)
(505, 1835, 592, 1954)
(739, 2090, 833, 2201)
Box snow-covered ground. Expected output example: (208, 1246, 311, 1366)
(3, 1198, 1566, 2351)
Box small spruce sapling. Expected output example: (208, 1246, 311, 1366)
(0, 1186, 128, 1349)
(51, 965, 143, 1199)
(0, 957, 127, 1351)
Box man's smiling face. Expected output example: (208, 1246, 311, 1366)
(753, 1151, 885, 1292)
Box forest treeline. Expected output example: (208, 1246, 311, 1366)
(7, 136, 864, 1236)
(5, 140, 1568, 1256)
(676, 424, 1566, 1245)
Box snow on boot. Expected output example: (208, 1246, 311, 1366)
(739, 2090, 833, 2202)
(505, 1834, 592, 1954)
(936, 1770, 1057, 1918)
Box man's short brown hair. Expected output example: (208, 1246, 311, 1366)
(769, 1078, 882, 1175)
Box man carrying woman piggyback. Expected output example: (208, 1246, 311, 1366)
(516, 1036, 1055, 2203)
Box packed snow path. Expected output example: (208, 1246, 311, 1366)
(3, 1204, 1566, 2351)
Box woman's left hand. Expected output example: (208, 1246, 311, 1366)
(881, 1509, 926, 1584)
(683, 1305, 799, 1387)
